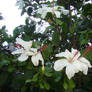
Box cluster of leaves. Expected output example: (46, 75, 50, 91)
(0, 0, 92, 92)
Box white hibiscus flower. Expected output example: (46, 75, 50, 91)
(54, 48, 92, 79)
(12, 38, 44, 67)
(37, 5, 69, 18)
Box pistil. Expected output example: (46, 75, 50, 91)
(81, 46, 92, 57)
(52, 0, 54, 14)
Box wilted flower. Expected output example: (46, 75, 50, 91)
(54, 48, 92, 79)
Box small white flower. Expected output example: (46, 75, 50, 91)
(16, 0, 24, 9)
(12, 38, 44, 67)
(54, 48, 92, 79)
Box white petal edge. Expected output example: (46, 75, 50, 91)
(71, 48, 80, 60)
(54, 11, 61, 18)
(31, 55, 39, 66)
(12, 48, 24, 55)
(54, 59, 68, 71)
(18, 53, 28, 62)
(66, 64, 76, 79)
(16, 38, 32, 50)
(79, 57, 92, 68)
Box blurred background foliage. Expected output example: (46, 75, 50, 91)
(0, 0, 92, 92)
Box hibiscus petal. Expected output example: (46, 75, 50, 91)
(18, 53, 28, 62)
(71, 48, 80, 60)
(31, 55, 39, 66)
(54, 59, 68, 71)
(79, 57, 92, 68)
(25, 51, 34, 56)
(80, 62, 88, 75)
(41, 12, 47, 18)
(12, 48, 24, 55)
(56, 52, 66, 57)
(36, 52, 44, 65)
(54, 11, 61, 18)
(66, 64, 76, 79)
(30, 48, 37, 53)
(56, 49, 72, 60)
(73, 60, 83, 72)
(16, 38, 32, 50)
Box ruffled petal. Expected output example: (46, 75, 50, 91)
(54, 59, 68, 71)
(16, 38, 32, 50)
(66, 64, 76, 79)
(80, 62, 88, 75)
(31, 55, 39, 66)
(36, 52, 44, 65)
(56, 52, 66, 57)
(18, 53, 28, 62)
(54, 11, 61, 18)
(73, 60, 83, 72)
(41, 12, 47, 18)
(71, 48, 80, 60)
(12, 48, 24, 55)
(25, 51, 34, 56)
(56, 49, 72, 60)
(79, 57, 92, 68)
(30, 48, 37, 53)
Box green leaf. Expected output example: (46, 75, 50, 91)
(63, 78, 75, 91)
(63, 80, 68, 90)
(42, 44, 53, 60)
(44, 81, 50, 90)
(0, 72, 9, 86)
(52, 31, 60, 46)
(21, 86, 27, 92)
(56, 19, 63, 25)
(25, 79, 31, 83)
(32, 73, 39, 82)
(32, 41, 41, 48)
(40, 82, 44, 89)
(68, 79, 75, 91)
(8, 65, 15, 72)
(44, 66, 53, 77)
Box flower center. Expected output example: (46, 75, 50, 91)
(68, 58, 72, 63)
(68, 50, 79, 63)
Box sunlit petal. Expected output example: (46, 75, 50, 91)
(71, 48, 80, 60)
(31, 55, 39, 66)
(18, 53, 28, 62)
(66, 65, 76, 79)
(79, 57, 92, 68)
(36, 52, 44, 65)
(54, 59, 68, 71)
(12, 48, 24, 55)
(16, 38, 32, 50)
(54, 11, 61, 18)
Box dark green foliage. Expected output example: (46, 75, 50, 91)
(0, 0, 92, 92)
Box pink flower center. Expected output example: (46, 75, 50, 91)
(15, 43, 22, 48)
(68, 50, 79, 63)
